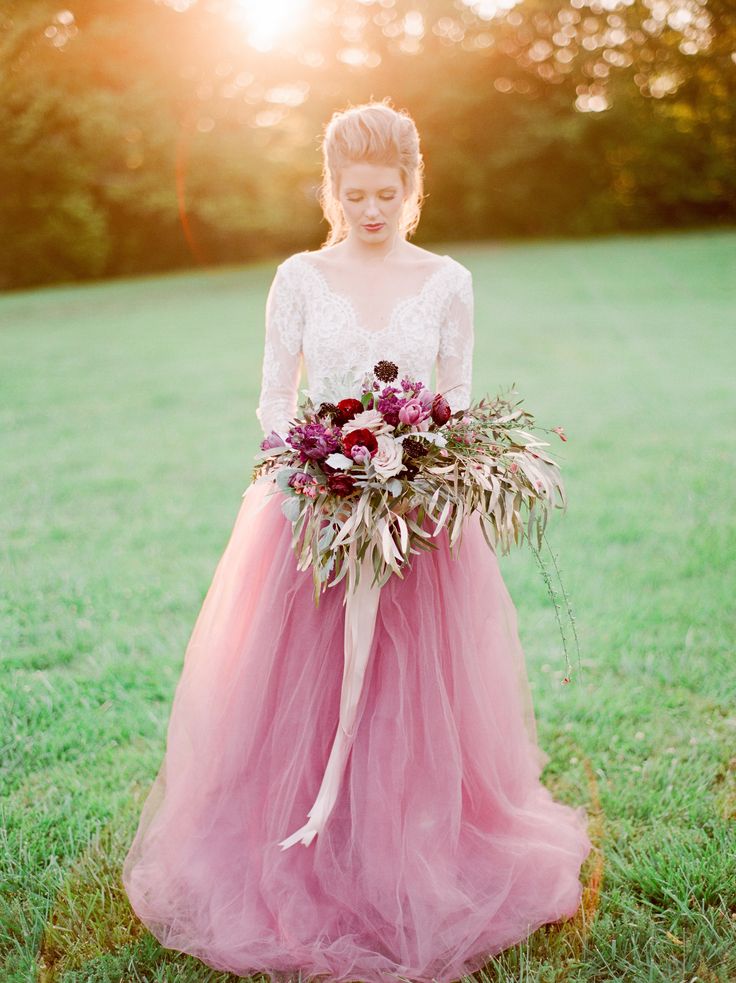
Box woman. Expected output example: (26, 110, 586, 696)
(122, 99, 592, 982)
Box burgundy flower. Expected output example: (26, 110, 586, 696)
(342, 428, 378, 457)
(431, 394, 452, 425)
(327, 472, 357, 496)
(373, 360, 398, 383)
(333, 398, 364, 426)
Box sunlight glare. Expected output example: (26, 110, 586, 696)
(461, 0, 522, 19)
(230, 0, 310, 52)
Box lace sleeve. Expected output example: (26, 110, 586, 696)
(255, 259, 304, 438)
(436, 266, 474, 414)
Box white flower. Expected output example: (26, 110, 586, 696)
(341, 407, 393, 437)
(371, 433, 406, 481)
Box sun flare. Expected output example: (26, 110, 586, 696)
(230, 0, 310, 51)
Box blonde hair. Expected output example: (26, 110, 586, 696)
(317, 98, 426, 247)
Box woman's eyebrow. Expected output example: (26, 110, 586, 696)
(345, 186, 398, 192)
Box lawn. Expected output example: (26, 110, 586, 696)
(1, 228, 735, 981)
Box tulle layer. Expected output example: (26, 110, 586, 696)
(122, 478, 592, 983)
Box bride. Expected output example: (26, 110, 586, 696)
(122, 98, 592, 983)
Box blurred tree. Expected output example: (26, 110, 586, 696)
(0, 0, 733, 289)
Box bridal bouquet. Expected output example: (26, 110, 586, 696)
(252, 358, 574, 632)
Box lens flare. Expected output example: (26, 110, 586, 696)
(230, 0, 310, 51)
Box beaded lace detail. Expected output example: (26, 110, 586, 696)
(256, 250, 474, 437)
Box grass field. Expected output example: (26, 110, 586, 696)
(1, 229, 735, 982)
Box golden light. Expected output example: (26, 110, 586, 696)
(461, 0, 523, 19)
(230, 0, 311, 52)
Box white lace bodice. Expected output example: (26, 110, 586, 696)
(255, 250, 475, 437)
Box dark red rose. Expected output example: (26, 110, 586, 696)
(334, 398, 364, 426)
(431, 394, 452, 425)
(342, 428, 378, 457)
(327, 472, 357, 496)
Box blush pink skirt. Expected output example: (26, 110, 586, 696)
(122, 477, 592, 982)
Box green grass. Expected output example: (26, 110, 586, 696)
(2, 228, 735, 982)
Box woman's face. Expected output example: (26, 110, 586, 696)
(335, 162, 407, 243)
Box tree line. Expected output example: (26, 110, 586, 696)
(1, 0, 734, 289)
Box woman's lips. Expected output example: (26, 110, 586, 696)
(363, 223, 384, 231)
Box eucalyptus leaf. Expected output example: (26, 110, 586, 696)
(281, 497, 302, 522)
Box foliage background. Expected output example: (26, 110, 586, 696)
(1, 0, 734, 289)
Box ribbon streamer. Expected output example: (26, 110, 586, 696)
(278, 552, 381, 850)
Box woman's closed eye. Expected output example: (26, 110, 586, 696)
(347, 196, 396, 202)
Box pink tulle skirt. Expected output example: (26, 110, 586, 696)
(122, 477, 592, 982)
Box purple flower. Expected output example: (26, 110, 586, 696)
(286, 422, 341, 464)
(288, 471, 316, 491)
(400, 375, 425, 395)
(375, 385, 405, 425)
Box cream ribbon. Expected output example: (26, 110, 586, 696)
(278, 551, 381, 850)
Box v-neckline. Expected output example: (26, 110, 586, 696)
(296, 251, 450, 337)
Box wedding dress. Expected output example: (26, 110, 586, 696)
(122, 250, 592, 983)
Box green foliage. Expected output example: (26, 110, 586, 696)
(0, 1, 734, 289)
